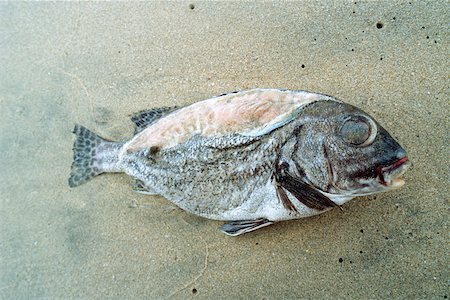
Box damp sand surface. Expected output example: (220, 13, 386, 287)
(0, 2, 448, 299)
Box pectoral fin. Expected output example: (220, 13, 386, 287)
(220, 219, 274, 236)
(279, 173, 338, 210)
(274, 160, 338, 211)
(275, 182, 298, 213)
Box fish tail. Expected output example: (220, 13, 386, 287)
(69, 124, 124, 188)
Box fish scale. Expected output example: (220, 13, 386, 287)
(141, 134, 280, 217)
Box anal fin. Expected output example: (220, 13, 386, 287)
(131, 178, 159, 195)
(220, 219, 274, 236)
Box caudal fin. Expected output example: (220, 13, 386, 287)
(69, 125, 123, 187)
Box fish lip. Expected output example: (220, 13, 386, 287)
(378, 156, 410, 187)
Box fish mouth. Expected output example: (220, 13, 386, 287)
(377, 156, 410, 188)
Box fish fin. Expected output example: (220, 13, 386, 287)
(282, 177, 337, 210)
(274, 181, 298, 213)
(131, 178, 159, 195)
(131, 106, 178, 134)
(274, 162, 337, 211)
(220, 219, 274, 236)
(279, 174, 337, 210)
(216, 90, 240, 97)
(69, 125, 122, 188)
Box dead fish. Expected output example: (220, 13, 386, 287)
(69, 88, 410, 236)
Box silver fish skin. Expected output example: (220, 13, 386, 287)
(69, 89, 410, 236)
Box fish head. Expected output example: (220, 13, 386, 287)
(286, 100, 410, 197)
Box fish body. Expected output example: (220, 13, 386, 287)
(69, 89, 410, 236)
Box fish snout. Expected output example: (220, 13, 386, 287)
(378, 156, 411, 188)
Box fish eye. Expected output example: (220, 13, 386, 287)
(339, 115, 377, 147)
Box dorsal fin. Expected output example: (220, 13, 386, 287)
(216, 90, 240, 97)
(130, 106, 178, 134)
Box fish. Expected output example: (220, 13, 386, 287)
(69, 88, 410, 236)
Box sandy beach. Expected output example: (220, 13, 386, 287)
(0, 2, 448, 299)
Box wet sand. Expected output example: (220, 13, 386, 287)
(0, 2, 448, 299)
